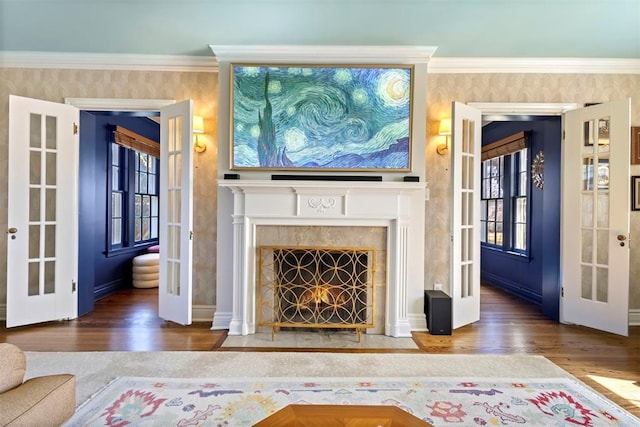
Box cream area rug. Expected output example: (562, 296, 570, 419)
(65, 376, 640, 426)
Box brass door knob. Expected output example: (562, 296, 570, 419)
(7, 227, 17, 234)
(617, 235, 627, 241)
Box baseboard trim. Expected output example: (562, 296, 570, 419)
(408, 312, 428, 331)
(192, 305, 215, 323)
(211, 310, 233, 330)
(2, 304, 637, 327)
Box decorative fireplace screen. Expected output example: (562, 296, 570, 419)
(258, 246, 376, 341)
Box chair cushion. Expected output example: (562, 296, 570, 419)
(0, 343, 26, 393)
(0, 374, 76, 426)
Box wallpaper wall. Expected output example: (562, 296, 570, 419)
(0, 68, 638, 316)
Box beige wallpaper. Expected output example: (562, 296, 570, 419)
(0, 68, 218, 306)
(0, 68, 638, 314)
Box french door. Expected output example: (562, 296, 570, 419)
(6, 95, 78, 327)
(561, 99, 630, 336)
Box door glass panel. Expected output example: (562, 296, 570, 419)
(597, 117, 610, 152)
(597, 158, 609, 191)
(596, 267, 608, 303)
(581, 230, 593, 263)
(30, 151, 41, 184)
(45, 189, 56, 221)
(29, 225, 40, 259)
(174, 189, 181, 222)
(168, 118, 175, 151)
(175, 153, 182, 186)
(44, 261, 55, 294)
(30, 114, 41, 148)
(582, 193, 593, 227)
(45, 225, 55, 258)
(582, 157, 594, 190)
(462, 156, 468, 189)
(596, 193, 609, 228)
(45, 116, 57, 149)
(174, 263, 181, 296)
(461, 264, 468, 297)
(29, 188, 40, 222)
(597, 230, 608, 265)
(581, 265, 592, 299)
(46, 152, 56, 185)
(461, 228, 467, 261)
(28, 262, 40, 296)
(175, 117, 183, 151)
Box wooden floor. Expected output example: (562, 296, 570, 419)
(1, 284, 638, 417)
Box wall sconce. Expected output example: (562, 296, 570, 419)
(193, 115, 206, 153)
(437, 118, 451, 155)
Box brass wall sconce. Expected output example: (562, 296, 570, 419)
(193, 115, 206, 153)
(437, 118, 451, 155)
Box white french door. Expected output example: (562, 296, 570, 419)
(159, 100, 194, 325)
(6, 95, 78, 327)
(561, 99, 630, 336)
(451, 101, 482, 329)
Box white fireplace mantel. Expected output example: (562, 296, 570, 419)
(215, 179, 427, 337)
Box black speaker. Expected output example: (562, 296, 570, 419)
(223, 173, 240, 180)
(424, 290, 452, 335)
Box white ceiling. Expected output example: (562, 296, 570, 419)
(1, 0, 638, 59)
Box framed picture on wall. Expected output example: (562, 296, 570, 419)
(632, 176, 640, 211)
(229, 64, 414, 171)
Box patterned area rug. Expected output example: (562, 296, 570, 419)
(65, 376, 639, 426)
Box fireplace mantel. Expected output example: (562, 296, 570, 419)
(215, 179, 427, 337)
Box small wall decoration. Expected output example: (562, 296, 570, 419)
(531, 150, 544, 189)
(230, 64, 414, 171)
(632, 176, 640, 211)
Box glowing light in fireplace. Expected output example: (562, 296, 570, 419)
(300, 284, 346, 308)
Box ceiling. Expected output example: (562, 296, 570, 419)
(1, 0, 638, 59)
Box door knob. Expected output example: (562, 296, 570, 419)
(7, 227, 17, 234)
(617, 235, 627, 241)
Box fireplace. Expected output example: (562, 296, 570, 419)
(258, 246, 375, 341)
(214, 179, 427, 337)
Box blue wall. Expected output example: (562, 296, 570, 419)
(481, 117, 561, 320)
(77, 112, 159, 316)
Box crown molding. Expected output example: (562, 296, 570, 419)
(0, 51, 218, 72)
(3, 51, 639, 74)
(428, 57, 640, 74)
(209, 45, 438, 64)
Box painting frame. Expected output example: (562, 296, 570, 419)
(632, 176, 640, 211)
(229, 63, 414, 172)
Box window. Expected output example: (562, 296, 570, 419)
(480, 131, 530, 253)
(109, 142, 159, 252)
(134, 152, 159, 243)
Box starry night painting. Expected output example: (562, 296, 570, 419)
(230, 64, 413, 171)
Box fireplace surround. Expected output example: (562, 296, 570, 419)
(214, 179, 427, 337)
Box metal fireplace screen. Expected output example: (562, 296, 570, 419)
(258, 246, 376, 336)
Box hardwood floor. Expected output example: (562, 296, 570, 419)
(1, 284, 638, 417)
